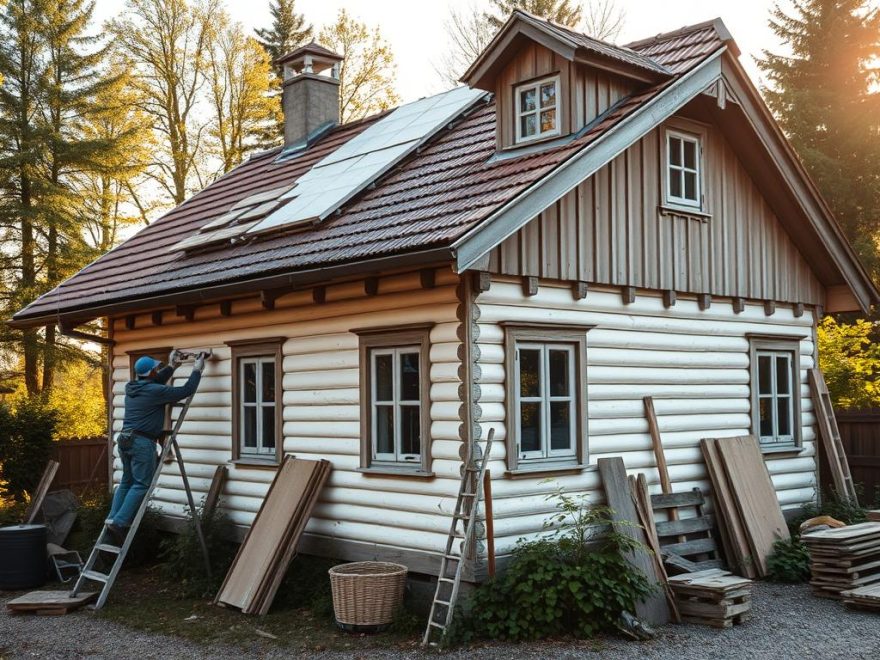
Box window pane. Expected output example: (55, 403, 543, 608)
(521, 113, 537, 137)
(684, 171, 697, 200)
(243, 406, 257, 448)
(400, 405, 421, 456)
(548, 349, 570, 396)
(520, 402, 542, 453)
(776, 356, 791, 394)
(550, 401, 571, 451)
(375, 353, 393, 401)
(399, 351, 420, 401)
(519, 349, 541, 397)
(683, 140, 697, 169)
(758, 355, 772, 394)
(759, 398, 773, 437)
(777, 397, 791, 437)
(540, 109, 556, 133)
(243, 362, 256, 402)
(669, 137, 682, 166)
(262, 407, 275, 449)
(670, 171, 682, 198)
(262, 360, 275, 401)
(375, 405, 394, 454)
(520, 87, 536, 112)
(540, 82, 556, 108)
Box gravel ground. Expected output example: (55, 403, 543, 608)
(2, 582, 879, 659)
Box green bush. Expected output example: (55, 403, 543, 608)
(451, 488, 653, 643)
(767, 537, 811, 583)
(0, 398, 58, 502)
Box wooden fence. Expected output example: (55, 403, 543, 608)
(51, 436, 108, 492)
(834, 410, 880, 505)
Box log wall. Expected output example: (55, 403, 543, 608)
(471, 276, 818, 556)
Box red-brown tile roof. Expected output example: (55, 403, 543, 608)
(12, 20, 729, 324)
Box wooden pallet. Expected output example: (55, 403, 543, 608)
(841, 583, 880, 611)
(6, 591, 96, 615)
(803, 523, 880, 599)
(668, 569, 753, 628)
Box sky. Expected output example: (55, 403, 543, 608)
(93, 0, 785, 102)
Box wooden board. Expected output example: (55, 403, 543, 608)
(6, 590, 96, 615)
(24, 460, 60, 524)
(598, 457, 670, 625)
(715, 436, 789, 576)
(203, 465, 228, 519)
(700, 439, 756, 578)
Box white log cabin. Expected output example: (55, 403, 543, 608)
(11, 11, 878, 581)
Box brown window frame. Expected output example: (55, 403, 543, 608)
(503, 323, 592, 475)
(353, 323, 433, 477)
(747, 334, 804, 453)
(227, 337, 285, 466)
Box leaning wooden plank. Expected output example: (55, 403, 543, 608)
(215, 457, 323, 612)
(700, 439, 756, 579)
(23, 459, 60, 524)
(715, 436, 789, 577)
(202, 465, 228, 520)
(598, 457, 670, 625)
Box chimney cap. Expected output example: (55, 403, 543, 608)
(275, 41, 343, 72)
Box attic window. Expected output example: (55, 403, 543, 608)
(665, 129, 702, 209)
(515, 76, 560, 143)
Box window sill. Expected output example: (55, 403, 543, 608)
(505, 463, 587, 479)
(659, 204, 711, 220)
(760, 445, 802, 458)
(230, 458, 280, 470)
(357, 466, 435, 479)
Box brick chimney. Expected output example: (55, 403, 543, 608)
(275, 42, 343, 149)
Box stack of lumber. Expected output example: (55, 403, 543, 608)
(841, 583, 880, 611)
(6, 591, 95, 615)
(215, 456, 331, 615)
(668, 569, 753, 628)
(801, 522, 880, 599)
(700, 436, 789, 578)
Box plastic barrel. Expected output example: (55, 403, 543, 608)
(0, 524, 47, 590)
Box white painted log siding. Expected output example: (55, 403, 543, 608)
(109, 270, 467, 558)
(472, 279, 817, 555)
(487, 121, 824, 305)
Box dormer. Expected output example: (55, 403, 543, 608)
(461, 10, 671, 151)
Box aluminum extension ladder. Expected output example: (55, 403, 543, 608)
(70, 354, 211, 609)
(422, 428, 494, 647)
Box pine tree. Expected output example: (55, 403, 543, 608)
(255, 0, 311, 63)
(758, 0, 880, 277)
(485, 0, 584, 29)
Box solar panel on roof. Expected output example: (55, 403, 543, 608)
(246, 85, 486, 236)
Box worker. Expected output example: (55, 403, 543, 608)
(106, 350, 205, 544)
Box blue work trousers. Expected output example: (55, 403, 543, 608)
(108, 433, 158, 527)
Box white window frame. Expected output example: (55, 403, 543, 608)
(665, 128, 702, 209)
(755, 349, 795, 447)
(239, 356, 277, 457)
(514, 75, 561, 144)
(370, 346, 422, 466)
(514, 342, 578, 463)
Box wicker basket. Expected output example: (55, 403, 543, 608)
(329, 561, 407, 630)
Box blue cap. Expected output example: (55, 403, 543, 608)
(134, 356, 160, 377)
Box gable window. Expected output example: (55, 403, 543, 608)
(503, 324, 590, 474)
(355, 324, 432, 476)
(748, 336, 802, 452)
(515, 76, 560, 143)
(665, 129, 701, 208)
(228, 338, 284, 465)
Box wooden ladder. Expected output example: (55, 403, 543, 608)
(422, 428, 494, 648)
(809, 368, 857, 502)
(70, 357, 211, 609)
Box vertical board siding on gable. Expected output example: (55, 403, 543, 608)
(109, 271, 464, 555)
(473, 279, 817, 555)
(488, 123, 824, 305)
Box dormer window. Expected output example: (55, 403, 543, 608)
(665, 129, 702, 208)
(515, 76, 560, 143)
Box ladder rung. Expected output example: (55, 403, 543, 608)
(428, 621, 446, 628)
(444, 554, 460, 561)
(461, 492, 476, 497)
(96, 543, 121, 554)
(438, 577, 455, 583)
(433, 599, 451, 607)
(81, 569, 110, 583)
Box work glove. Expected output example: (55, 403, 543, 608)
(193, 354, 206, 373)
(169, 350, 183, 368)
